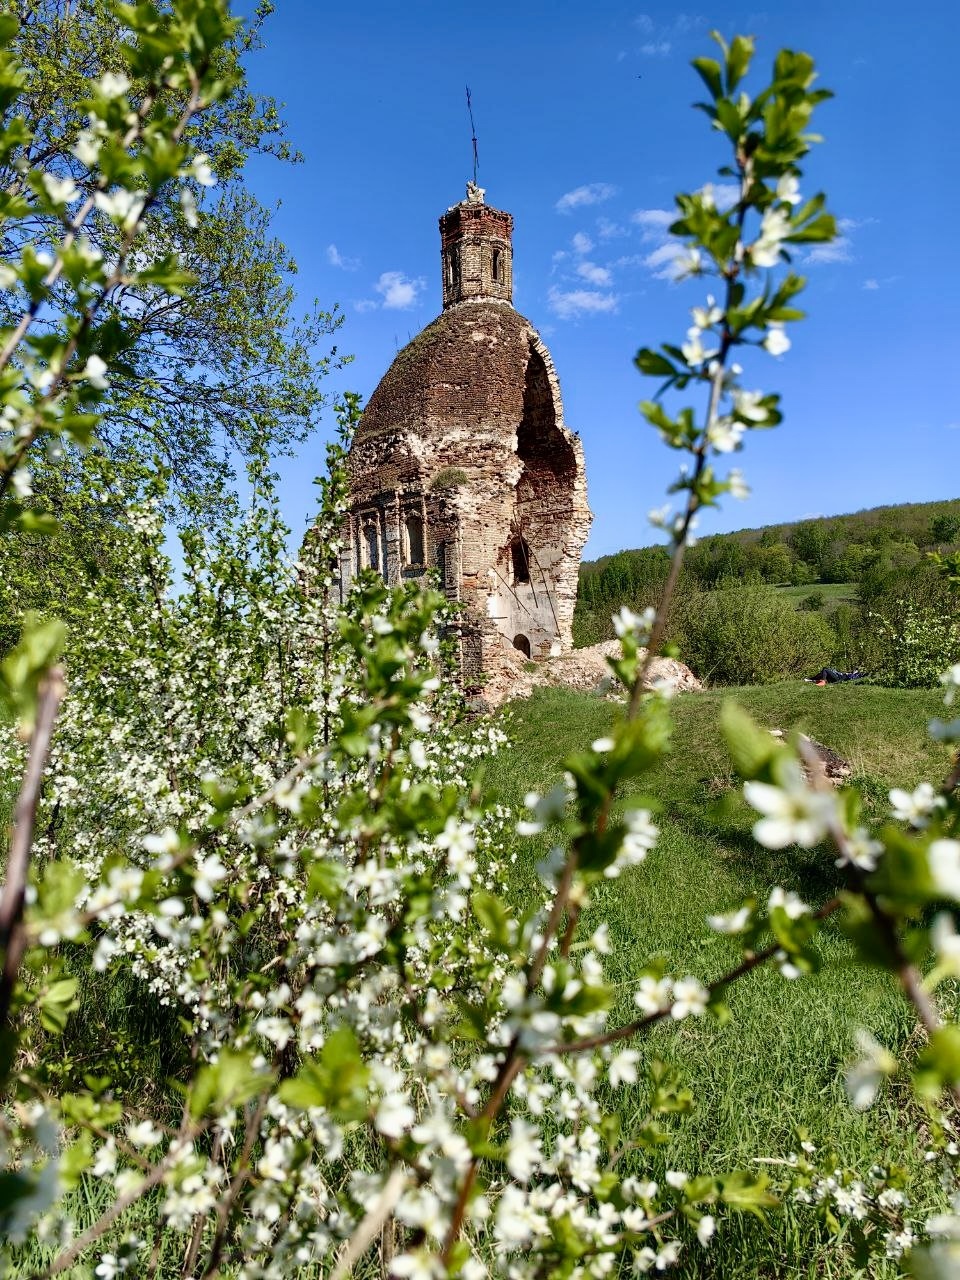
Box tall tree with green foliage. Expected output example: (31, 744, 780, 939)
(0, 0, 346, 518)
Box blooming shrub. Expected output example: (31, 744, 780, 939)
(869, 600, 960, 689)
(1, 11, 960, 1280)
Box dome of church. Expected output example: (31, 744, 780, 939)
(338, 183, 592, 694)
(354, 302, 547, 453)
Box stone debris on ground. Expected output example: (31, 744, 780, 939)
(769, 729, 852, 785)
(481, 637, 703, 708)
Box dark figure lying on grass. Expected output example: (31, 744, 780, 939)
(806, 667, 865, 685)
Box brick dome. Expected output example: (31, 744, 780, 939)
(354, 302, 560, 455)
(337, 187, 592, 694)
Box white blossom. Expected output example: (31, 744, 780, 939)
(697, 1214, 716, 1246)
(42, 173, 80, 206)
(929, 839, 960, 901)
(707, 905, 751, 934)
(98, 72, 131, 98)
(189, 153, 216, 186)
(706, 417, 745, 453)
(889, 781, 943, 828)
(845, 1029, 896, 1110)
(763, 325, 791, 356)
(671, 977, 709, 1019)
(613, 604, 656, 640)
(744, 769, 836, 849)
(126, 1120, 163, 1149)
(835, 827, 883, 873)
(750, 206, 791, 267)
(609, 1049, 640, 1087)
(634, 975, 673, 1014)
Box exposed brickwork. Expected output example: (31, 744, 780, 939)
(339, 186, 593, 700)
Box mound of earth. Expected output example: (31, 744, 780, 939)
(481, 638, 703, 709)
(769, 729, 852, 786)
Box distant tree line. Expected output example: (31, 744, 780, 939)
(575, 500, 960, 685)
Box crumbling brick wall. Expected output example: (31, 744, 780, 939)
(338, 189, 592, 698)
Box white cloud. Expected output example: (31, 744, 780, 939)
(642, 240, 685, 280)
(699, 181, 740, 210)
(631, 208, 674, 239)
(353, 298, 378, 313)
(555, 183, 617, 214)
(375, 270, 424, 310)
(630, 12, 704, 55)
(863, 278, 879, 290)
(839, 216, 878, 231)
(547, 285, 618, 320)
(327, 243, 359, 270)
(597, 216, 627, 240)
(946, 422, 960, 431)
(624, 209, 687, 280)
(804, 215, 878, 267)
(577, 260, 612, 286)
(805, 238, 853, 265)
(571, 231, 594, 255)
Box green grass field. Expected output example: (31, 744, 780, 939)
(776, 582, 859, 610)
(486, 681, 951, 1277)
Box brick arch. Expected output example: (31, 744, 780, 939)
(517, 342, 577, 502)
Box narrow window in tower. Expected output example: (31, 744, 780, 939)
(364, 521, 380, 575)
(511, 535, 531, 584)
(451, 246, 460, 291)
(404, 512, 424, 567)
(492, 248, 502, 283)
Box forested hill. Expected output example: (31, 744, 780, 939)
(575, 498, 960, 671)
(580, 498, 960, 596)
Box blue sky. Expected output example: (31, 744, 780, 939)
(238, 1, 957, 559)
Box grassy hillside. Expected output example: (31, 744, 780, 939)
(574, 499, 960, 678)
(488, 681, 951, 1277)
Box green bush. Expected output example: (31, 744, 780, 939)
(675, 582, 835, 685)
(869, 600, 960, 688)
(799, 591, 825, 611)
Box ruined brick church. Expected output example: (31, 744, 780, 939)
(338, 182, 592, 693)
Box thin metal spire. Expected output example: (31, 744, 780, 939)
(465, 85, 479, 186)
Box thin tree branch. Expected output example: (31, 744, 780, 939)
(0, 666, 65, 1027)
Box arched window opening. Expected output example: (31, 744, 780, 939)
(492, 248, 502, 283)
(511, 535, 531, 585)
(362, 521, 380, 574)
(404, 512, 424, 567)
(513, 634, 531, 658)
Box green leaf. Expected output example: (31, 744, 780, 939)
(725, 35, 754, 92)
(0, 612, 66, 730)
(691, 56, 722, 99)
(720, 701, 779, 779)
(472, 889, 514, 951)
(635, 348, 677, 378)
(277, 1025, 369, 1122)
(719, 1169, 778, 1218)
(306, 856, 345, 907)
(189, 1049, 272, 1119)
(38, 977, 79, 1034)
(915, 1025, 960, 1099)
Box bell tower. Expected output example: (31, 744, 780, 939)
(439, 182, 513, 309)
